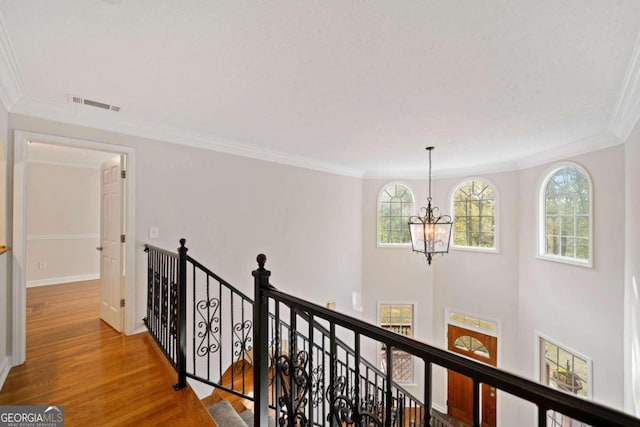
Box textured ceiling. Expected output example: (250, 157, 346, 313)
(1, 1, 640, 176)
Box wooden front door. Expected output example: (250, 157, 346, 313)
(447, 324, 498, 427)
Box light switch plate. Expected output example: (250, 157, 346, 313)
(149, 226, 160, 239)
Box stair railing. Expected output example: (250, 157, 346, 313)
(144, 240, 255, 399)
(144, 239, 424, 422)
(253, 253, 640, 427)
(144, 240, 640, 427)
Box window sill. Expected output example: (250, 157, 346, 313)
(451, 245, 498, 254)
(377, 243, 412, 249)
(536, 254, 592, 269)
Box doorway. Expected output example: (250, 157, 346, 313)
(12, 130, 136, 366)
(447, 324, 498, 427)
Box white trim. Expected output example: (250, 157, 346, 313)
(431, 403, 447, 414)
(27, 234, 99, 241)
(536, 161, 594, 268)
(610, 31, 640, 141)
(376, 300, 417, 386)
(534, 331, 594, 400)
(516, 133, 622, 170)
(0, 10, 26, 110)
(364, 159, 520, 180)
(27, 273, 100, 288)
(11, 96, 364, 178)
(12, 131, 137, 367)
(444, 308, 500, 338)
(448, 177, 499, 254)
(0, 356, 10, 390)
(363, 133, 623, 180)
(376, 181, 415, 248)
(27, 158, 100, 170)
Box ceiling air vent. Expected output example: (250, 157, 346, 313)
(68, 94, 121, 112)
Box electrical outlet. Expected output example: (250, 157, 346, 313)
(38, 261, 46, 269)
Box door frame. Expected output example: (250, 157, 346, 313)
(443, 308, 502, 425)
(12, 130, 136, 366)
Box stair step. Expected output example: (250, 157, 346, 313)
(207, 399, 248, 427)
(238, 409, 276, 427)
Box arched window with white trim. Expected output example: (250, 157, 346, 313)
(378, 183, 414, 245)
(450, 178, 497, 251)
(539, 163, 592, 266)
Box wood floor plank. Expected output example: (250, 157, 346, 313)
(0, 281, 216, 427)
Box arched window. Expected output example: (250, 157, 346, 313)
(451, 178, 497, 250)
(378, 183, 414, 245)
(539, 164, 592, 266)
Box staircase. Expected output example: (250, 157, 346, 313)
(144, 240, 639, 427)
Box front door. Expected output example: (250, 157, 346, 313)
(99, 156, 124, 331)
(447, 324, 498, 427)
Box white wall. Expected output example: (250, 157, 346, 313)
(624, 122, 640, 416)
(25, 162, 100, 286)
(0, 100, 9, 387)
(360, 178, 434, 400)
(361, 146, 628, 425)
(518, 146, 626, 416)
(8, 113, 364, 336)
(432, 171, 521, 425)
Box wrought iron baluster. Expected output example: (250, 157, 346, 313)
(538, 405, 547, 427)
(424, 360, 432, 426)
(191, 263, 196, 376)
(308, 314, 314, 426)
(174, 238, 188, 390)
(385, 346, 392, 427)
(354, 333, 361, 424)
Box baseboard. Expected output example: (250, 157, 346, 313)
(431, 402, 446, 413)
(27, 273, 100, 288)
(0, 356, 11, 390)
(131, 325, 148, 336)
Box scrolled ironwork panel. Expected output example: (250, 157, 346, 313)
(195, 297, 221, 357)
(276, 350, 311, 426)
(233, 319, 253, 364)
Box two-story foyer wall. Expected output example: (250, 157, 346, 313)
(25, 161, 100, 286)
(361, 144, 627, 426)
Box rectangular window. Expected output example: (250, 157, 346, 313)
(379, 303, 414, 383)
(540, 337, 592, 426)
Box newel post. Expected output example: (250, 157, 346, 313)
(253, 254, 271, 427)
(174, 238, 188, 390)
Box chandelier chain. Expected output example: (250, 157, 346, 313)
(427, 147, 433, 202)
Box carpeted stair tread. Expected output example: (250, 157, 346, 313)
(207, 399, 248, 427)
(238, 409, 276, 427)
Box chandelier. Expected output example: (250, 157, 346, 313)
(408, 147, 453, 265)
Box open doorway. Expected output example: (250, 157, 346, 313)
(12, 130, 136, 366)
(25, 143, 123, 331)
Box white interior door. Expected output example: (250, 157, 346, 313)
(99, 156, 124, 331)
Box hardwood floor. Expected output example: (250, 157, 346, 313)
(0, 280, 216, 427)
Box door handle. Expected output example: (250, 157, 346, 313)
(96, 246, 103, 251)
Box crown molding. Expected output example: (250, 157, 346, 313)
(11, 96, 624, 181)
(515, 132, 623, 170)
(610, 31, 640, 141)
(11, 96, 365, 178)
(363, 159, 519, 180)
(0, 10, 25, 110)
(364, 132, 623, 180)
